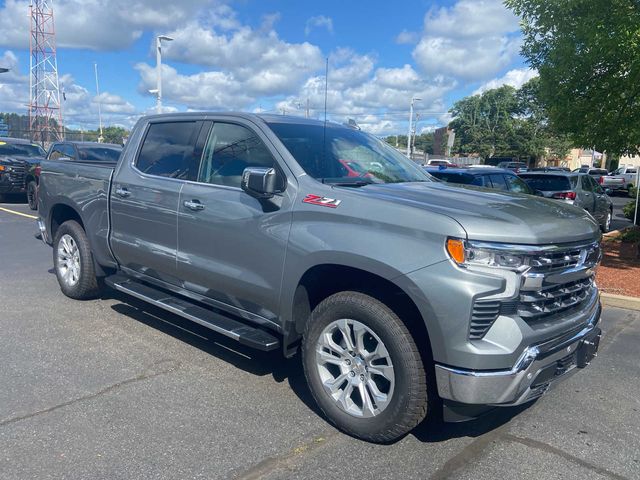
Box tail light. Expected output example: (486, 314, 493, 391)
(35, 166, 42, 176)
(598, 176, 604, 184)
(552, 191, 577, 200)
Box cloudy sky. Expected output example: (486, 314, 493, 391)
(0, 0, 535, 135)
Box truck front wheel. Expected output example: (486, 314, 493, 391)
(53, 220, 101, 300)
(302, 291, 428, 442)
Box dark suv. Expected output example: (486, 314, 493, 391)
(0, 137, 46, 205)
(426, 167, 536, 195)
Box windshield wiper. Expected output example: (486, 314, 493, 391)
(321, 178, 373, 187)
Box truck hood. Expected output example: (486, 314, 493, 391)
(0, 155, 43, 165)
(352, 182, 600, 244)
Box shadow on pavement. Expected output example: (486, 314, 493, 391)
(0, 193, 28, 204)
(103, 287, 531, 445)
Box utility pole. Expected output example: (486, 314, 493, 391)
(155, 35, 173, 114)
(634, 168, 639, 226)
(94, 62, 103, 143)
(406, 97, 421, 158)
(306, 98, 310, 118)
(412, 113, 420, 156)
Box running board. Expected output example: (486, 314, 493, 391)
(105, 275, 280, 351)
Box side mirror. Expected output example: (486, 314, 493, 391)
(241, 167, 279, 198)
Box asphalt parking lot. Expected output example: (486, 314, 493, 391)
(1, 201, 639, 480)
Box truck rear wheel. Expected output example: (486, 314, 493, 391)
(302, 291, 428, 443)
(27, 181, 38, 210)
(53, 220, 101, 300)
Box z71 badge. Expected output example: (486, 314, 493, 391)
(302, 194, 342, 208)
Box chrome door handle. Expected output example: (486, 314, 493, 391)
(184, 200, 205, 211)
(115, 187, 130, 198)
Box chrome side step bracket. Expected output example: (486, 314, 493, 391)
(105, 275, 280, 351)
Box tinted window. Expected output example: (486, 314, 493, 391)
(488, 174, 508, 190)
(471, 175, 489, 187)
(198, 123, 275, 188)
(136, 122, 200, 179)
(628, 169, 637, 174)
(268, 122, 432, 185)
(77, 146, 121, 163)
(581, 175, 595, 192)
(48, 145, 63, 160)
(504, 174, 532, 194)
(429, 171, 475, 184)
(520, 175, 572, 191)
(0, 142, 46, 157)
(61, 144, 75, 158)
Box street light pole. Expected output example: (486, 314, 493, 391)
(406, 97, 421, 158)
(94, 63, 103, 143)
(156, 35, 173, 114)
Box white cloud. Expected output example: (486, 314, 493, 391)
(0, 0, 212, 51)
(473, 68, 538, 95)
(412, 0, 521, 81)
(395, 30, 418, 45)
(159, 21, 324, 96)
(305, 15, 334, 36)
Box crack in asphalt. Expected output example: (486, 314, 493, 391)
(0, 359, 181, 428)
(429, 422, 512, 480)
(232, 432, 339, 480)
(503, 434, 631, 480)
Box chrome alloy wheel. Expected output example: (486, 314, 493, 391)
(315, 319, 395, 418)
(605, 211, 612, 231)
(57, 234, 81, 287)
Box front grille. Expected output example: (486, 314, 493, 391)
(528, 248, 583, 272)
(518, 277, 594, 321)
(5, 164, 26, 187)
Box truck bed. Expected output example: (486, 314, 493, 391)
(39, 159, 117, 271)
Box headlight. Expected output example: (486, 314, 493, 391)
(446, 238, 526, 270)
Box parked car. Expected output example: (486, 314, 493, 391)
(48, 141, 122, 163)
(570, 167, 625, 194)
(610, 165, 639, 191)
(38, 113, 602, 443)
(426, 159, 457, 167)
(426, 166, 537, 195)
(520, 172, 613, 232)
(530, 167, 571, 172)
(496, 161, 528, 173)
(0, 137, 46, 206)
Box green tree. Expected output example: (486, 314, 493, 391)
(449, 85, 520, 159)
(414, 132, 434, 154)
(505, 0, 640, 156)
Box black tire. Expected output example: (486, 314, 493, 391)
(27, 181, 38, 210)
(302, 291, 428, 443)
(53, 220, 101, 300)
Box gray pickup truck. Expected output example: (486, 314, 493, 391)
(38, 113, 602, 442)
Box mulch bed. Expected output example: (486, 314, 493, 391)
(596, 230, 640, 297)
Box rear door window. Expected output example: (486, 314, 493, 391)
(488, 174, 509, 190)
(581, 175, 595, 192)
(136, 122, 201, 180)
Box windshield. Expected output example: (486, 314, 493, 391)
(267, 122, 433, 185)
(78, 146, 122, 162)
(0, 142, 46, 158)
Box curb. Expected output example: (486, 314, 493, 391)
(600, 293, 640, 311)
(602, 224, 635, 238)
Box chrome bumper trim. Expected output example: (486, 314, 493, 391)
(435, 302, 601, 406)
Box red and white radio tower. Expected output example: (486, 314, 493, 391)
(28, 0, 64, 145)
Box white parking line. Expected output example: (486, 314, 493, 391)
(0, 206, 38, 220)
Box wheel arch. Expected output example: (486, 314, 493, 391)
(283, 262, 435, 366)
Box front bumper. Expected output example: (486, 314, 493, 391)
(435, 302, 601, 406)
